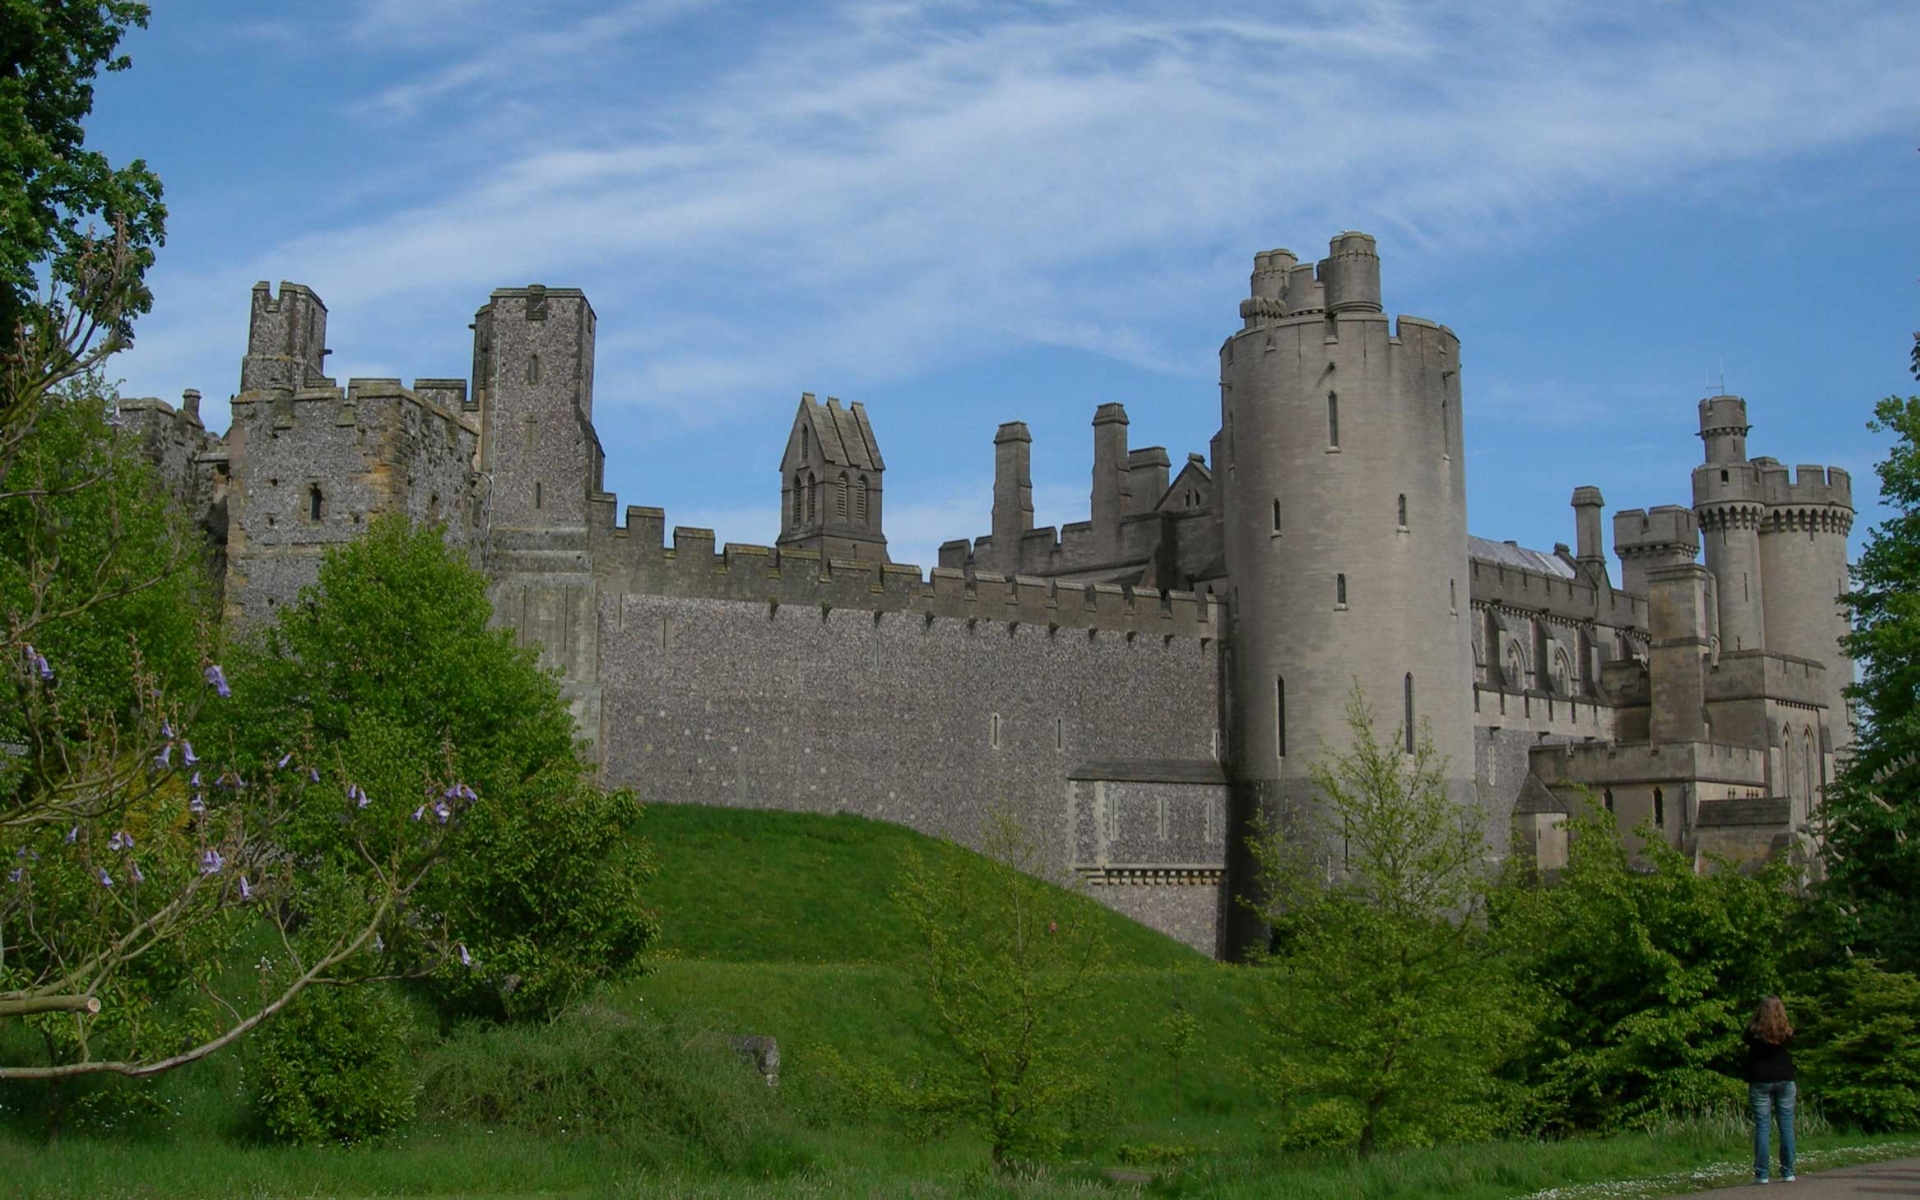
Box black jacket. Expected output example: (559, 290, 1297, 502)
(1745, 1031, 1795, 1083)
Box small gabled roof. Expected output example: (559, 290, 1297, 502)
(796, 393, 884, 472)
(1514, 774, 1569, 815)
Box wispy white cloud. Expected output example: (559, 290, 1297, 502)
(116, 0, 1920, 521)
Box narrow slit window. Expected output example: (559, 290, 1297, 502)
(1397, 493, 1408, 527)
(1403, 673, 1415, 754)
(1272, 499, 1282, 534)
(990, 713, 1002, 749)
(1653, 787, 1666, 828)
(1450, 578, 1457, 611)
(1327, 393, 1340, 447)
(533, 480, 543, 510)
(1055, 717, 1064, 751)
(1603, 788, 1615, 814)
(525, 353, 541, 385)
(1276, 676, 1286, 759)
(308, 485, 323, 522)
(1441, 396, 1450, 451)
(1336, 573, 1347, 606)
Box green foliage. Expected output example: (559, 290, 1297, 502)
(0, 1, 164, 337)
(422, 1008, 809, 1176)
(0, 370, 209, 727)
(250, 984, 420, 1144)
(640, 803, 1198, 966)
(1248, 688, 1524, 1154)
(1796, 960, 1920, 1133)
(220, 517, 657, 1020)
(1827, 391, 1920, 970)
(1496, 811, 1802, 1132)
(830, 809, 1112, 1169)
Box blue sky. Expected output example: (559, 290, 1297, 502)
(92, 0, 1920, 573)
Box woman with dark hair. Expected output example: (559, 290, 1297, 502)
(1746, 995, 1797, 1184)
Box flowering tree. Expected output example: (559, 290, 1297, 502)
(0, 235, 476, 1082)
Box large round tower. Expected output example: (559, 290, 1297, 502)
(1692, 396, 1768, 653)
(1220, 233, 1475, 870)
(1756, 457, 1855, 749)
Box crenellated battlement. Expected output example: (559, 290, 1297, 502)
(585, 493, 1219, 641)
(1613, 505, 1699, 557)
(1754, 459, 1853, 515)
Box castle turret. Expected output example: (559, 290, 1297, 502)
(474, 284, 601, 533)
(1614, 505, 1699, 600)
(1570, 485, 1608, 584)
(1756, 458, 1855, 748)
(1692, 396, 1767, 652)
(1091, 403, 1132, 552)
(989, 421, 1033, 571)
(240, 282, 330, 394)
(1220, 233, 1474, 933)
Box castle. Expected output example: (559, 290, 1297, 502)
(119, 234, 1854, 957)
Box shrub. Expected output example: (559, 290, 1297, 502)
(1797, 960, 1920, 1132)
(421, 1007, 808, 1176)
(251, 984, 420, 1144)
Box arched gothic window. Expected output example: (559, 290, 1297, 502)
(1507, 644, 1526, 691)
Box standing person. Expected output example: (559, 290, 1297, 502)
(1746, 995, 1797, 1184)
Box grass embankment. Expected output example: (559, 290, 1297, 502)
(1, 803, 1914, 1197)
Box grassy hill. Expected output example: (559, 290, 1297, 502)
(637, 801, 1205, 967)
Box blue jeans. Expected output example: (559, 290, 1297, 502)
(1750, 1080, 1796, 1181)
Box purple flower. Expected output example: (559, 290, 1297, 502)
(372, 933, 384, 954)
(14, 847, 35, 862)
(189, 794, 206, 815)
(154, 744, 172, 770)
(411, 805, 426, 822)
(8, 868, 23, 883)
(238, 876, 253, 900)
(189, 771, 202, 788)
(108, 830, 134, 852)
(277, 752, 293, 770)
(162, 719, 175, 739)
(199, 848, 223, 875)
(458, 943, 474, 968)
(308, 767, 320, 783)
(203, 664, 230, 698)
(130, 862, 145, 884)
(347, 783, 369, 809)
(96, 868, 113, 888)
(25, 646, 52, 682)
(433, 800, 452, 825)
(64, 826, 77, 845)
(181, 742, 198, 766)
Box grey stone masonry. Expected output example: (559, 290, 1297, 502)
(130, 240, 1863, 961)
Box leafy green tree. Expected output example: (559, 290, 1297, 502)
(835, 808, 1110, 1170)
(0, 1, 164, 341)
(1496, 811, 1802, 1132)
(1247, 687, 1524, 1154)
(1824, 364, 1920, 970)
(1794, 959, 1920, 1133)
(218, 517, 658, 1020)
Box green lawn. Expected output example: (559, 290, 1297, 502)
(1, 803, 1914, 1198)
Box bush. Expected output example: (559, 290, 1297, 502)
(421, 1007, 809, 1176)
(1797, 960, 1920, 1132)
(251, 984, 420, 1144)
(217, 517, 658, 1020)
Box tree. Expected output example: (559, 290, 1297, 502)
(0, 1, 164, 342)
(217, 517, 658, 1020)
(1824, 353, 1920, 970)
(835, 808, 1110, 1170)
(1496, 810, 1802, 1133)
(1246, 686, 1522, 1154)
